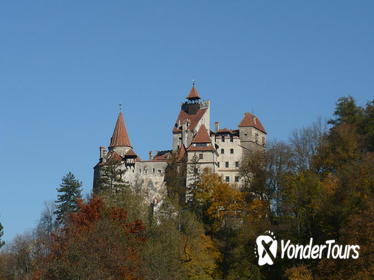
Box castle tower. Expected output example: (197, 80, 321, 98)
(172, 84, 211, 150)
(238, 112, 267, 153)
(109, 112, 132, 156)
(186, 124, 217, 199)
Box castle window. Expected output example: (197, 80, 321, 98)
(230, 136, 233, 142)
(199, 153, 203, 159)
(230, 148, 234, 154)
(153, 168, 155, 174)
(225, 176, 230, 182)
(217, 162, 220, 168)
(235, 176, 240, 182)
(225, 162, 229, 168)
(235, 161, 239, 168)
(255, 133, 259, 144)
(221, 136, 225, 142)
(221, 148, 224, 154)
(196, 143, 207, 147)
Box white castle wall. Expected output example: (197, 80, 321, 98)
(213, 134, 243, 185)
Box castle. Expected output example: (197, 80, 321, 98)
(93, 85, 266, 202)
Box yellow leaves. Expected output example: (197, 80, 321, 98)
(196, 173, 247, 230)
(246, 199, 267, 222)
(285, 265, 313, 280)
(321, 173, 338, 198)
(181, 227, 221, 280)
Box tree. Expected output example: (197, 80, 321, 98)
(285, 265, 313, 280)
(193, 171, 268, 279)
(54, 172, 82, 225)
(290, 119, 327, 171)
(0, 232, 36, 279)
(143, 198, 221, 280)
(240, 140, 295, 216)
(194, 171, 247, 232)
(94, 158, 130, 194)
(328, 96, 364, 126)
(0, 221, 4, 248)
(164, 152, 187, 206)
(34, 196, 146, 280)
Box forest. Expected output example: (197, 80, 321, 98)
(0, 96, 373, 280)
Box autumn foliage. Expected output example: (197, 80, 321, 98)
(33, 196, 146, 280)
(1, 96, 373, 280)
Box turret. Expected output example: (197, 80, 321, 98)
(109, 112, 132, 156)
(239, 112, 266, 152)
(172, 84, 211, 150)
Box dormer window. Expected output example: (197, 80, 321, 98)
(196, 143, 207, 147)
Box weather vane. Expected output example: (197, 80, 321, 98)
(192, 79, 196, 87)
(119, 103, 122, 112)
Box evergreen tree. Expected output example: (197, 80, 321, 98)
(54, 172, 82, 224)
(0, 221, 4, 248)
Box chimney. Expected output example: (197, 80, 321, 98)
(149, 151, 152, 160)
(100, 146, 107, 159)
(215, 121, 220, 132)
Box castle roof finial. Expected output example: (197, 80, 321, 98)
(186, 81, 201, 100)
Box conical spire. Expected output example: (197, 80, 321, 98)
(187, 124, 215, 152)
(191, 125, 211, 143)
(109, 112, 132, 148)
(186, 83, 201, 100)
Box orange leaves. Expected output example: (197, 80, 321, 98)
(35, 196, 146, 280)
(69, 196, 103, 229)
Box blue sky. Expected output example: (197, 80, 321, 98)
(0, 1, 373, 242)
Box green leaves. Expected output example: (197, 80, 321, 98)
(54, 172, 82, 225)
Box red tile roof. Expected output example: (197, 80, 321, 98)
(191, 125, 211, 143)
(238, 112, 266, 133)
(110, 112, 132, 147)
(104, 150, 123, 164)
(186, 86, 200, 100)
(187, 145, 215, 152)
(125, 149, 138, 157)
(187, 125, 216, 152)
(152, 150, 171, 161)
(173, 108, 207, 133)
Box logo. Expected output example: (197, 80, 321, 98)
(255, 231, 360, 266)
(255, 231, 277, 266)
